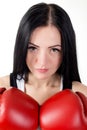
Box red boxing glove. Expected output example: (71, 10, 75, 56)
(0, 87, 39, 130)
(40, 89, 87, 130)
(0, 87, 6, 94)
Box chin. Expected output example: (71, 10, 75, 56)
(36, 76, 48, 80)
(34, 74, 49, 80)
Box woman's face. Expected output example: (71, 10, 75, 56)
(26, 25, 62, 80)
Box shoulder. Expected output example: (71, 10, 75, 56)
(0, 75, 10, 89)
(72, 81, 87, 97)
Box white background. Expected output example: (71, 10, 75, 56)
(0, 0, 87, 85)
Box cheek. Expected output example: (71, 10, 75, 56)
(53, 55, 62, 68)
(26, 53, 34, 67)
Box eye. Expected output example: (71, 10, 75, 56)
(51, 48, 61, 53)
(28, 46, 37, 51)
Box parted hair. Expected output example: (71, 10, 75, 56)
(13, 2, 81, 89)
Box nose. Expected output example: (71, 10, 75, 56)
(35, 50, 48, 67)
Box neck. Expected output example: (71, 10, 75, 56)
(27, 73, 61, 88)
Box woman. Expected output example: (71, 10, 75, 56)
(0, 2, 87, 106)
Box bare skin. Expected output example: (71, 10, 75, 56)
(0, 75, 87, 105)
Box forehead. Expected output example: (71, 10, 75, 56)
(30, 25, 61, 46)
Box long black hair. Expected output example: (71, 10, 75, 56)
(12, 2, 81, 89)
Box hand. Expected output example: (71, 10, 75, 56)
(40, 89, 87, 130)
(0, 87, 39, 130)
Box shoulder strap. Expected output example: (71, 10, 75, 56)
(10, 73, 17, 88)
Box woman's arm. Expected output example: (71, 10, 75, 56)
(0, 75, 10, 89)
(72, 81, 87, 96)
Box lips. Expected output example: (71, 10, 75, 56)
(36, 68, 48, 73)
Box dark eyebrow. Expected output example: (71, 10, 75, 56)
(28, 42, 39, 47)
(48, 44, 61, 48)
(28, 42, 61, 48)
